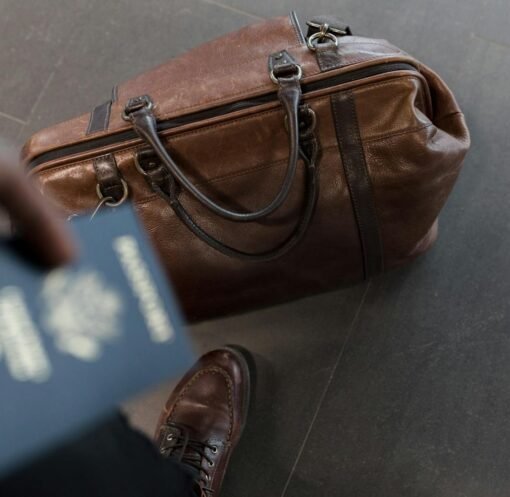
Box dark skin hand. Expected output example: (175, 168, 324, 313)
(0, 155, 76, 268)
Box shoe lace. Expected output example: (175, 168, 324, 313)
(160, 422, 217, 495)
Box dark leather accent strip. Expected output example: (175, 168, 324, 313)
(86, 100, 112, 135)
(316, 46, 343, 72)
(289, 11, 305, 45)
(331, 91, 384, 278)
(92, 154, 124, 201)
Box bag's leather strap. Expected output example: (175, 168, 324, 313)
(93, 154, 125, 202)
(123, 70, 302, 223)
(137, 110, 319, 262)
(331, 91, 383, 277)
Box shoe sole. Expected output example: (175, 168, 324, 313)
(223, 345, 255, 438)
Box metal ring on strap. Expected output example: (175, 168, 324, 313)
(123, 79, 304, 223)
(307, 31, 338, 51)
(96, 178, 129, 207)
(269, 64, 302, 84)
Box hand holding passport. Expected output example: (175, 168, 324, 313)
(0, 197, 194, 475)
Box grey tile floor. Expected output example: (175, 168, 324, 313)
(1, 0, 509, 496)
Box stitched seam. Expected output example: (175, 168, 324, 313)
(127, 49, 411, 121)
(135, 193, 161, 206)
(289, 12, 305, 45)
(323, 58, 340, 71)
(36, 118, 424, 180)
(167, 368, 234, 442)
(86, 102, 111, 136)
(348, 95, 369, 248)
(206, 158, 288, 184)
(363, 123, 433, 143)
(193, 73, 413, 135)
(38, 74, 421, 170)
(364, 124, 435, 146)
(164, 74, 417, 134)
(118, 44, 306, 121)
(160, 77, 423, 142)
(197, 145, 337, 185)
(35, 144, 142, 173)
(317, 50, 328, 71)
(41, 105, 295, 172)
(317, 46, 342, 71)
(129, 158, 295, 207)
(86, 112, 94, 135)
(162, 107, 289, 140)
(318, 48, 408, 73)
(103, 101, 111, 132)
(344, 75, 423, 97)
(131, 145, 340, 206)
(101, 102, 112, 131)
(34, 104, 302, 173)
(332, 93, 369, 273)
(153, 85, 277, 120)
(35, 76, 423, 173)
(350, 93, 384, 271)
(37, 143, 338, 194)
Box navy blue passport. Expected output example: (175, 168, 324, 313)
(0, 205, 195, 476)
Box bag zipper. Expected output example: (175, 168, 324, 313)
(29, 62, 418, 169)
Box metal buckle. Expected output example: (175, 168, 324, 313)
(284, 105, 317, 136)
(134, 149, 160, 176)
(307, 30, 339, 51)
(299, 105, 317, 137)
(306, 20, 350, 36)
(122, 95, 154, 121)
(306, 21, 345, 51)
(270, 64, 303, 84)
(96, 178, 129, 207)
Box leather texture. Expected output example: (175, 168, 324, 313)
(155, 347, 251, 497)
(24, 13, 470, 321)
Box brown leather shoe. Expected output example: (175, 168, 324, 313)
(155, 346, 252, 496)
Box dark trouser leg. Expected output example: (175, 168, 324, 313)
(0, 412, 195, 497)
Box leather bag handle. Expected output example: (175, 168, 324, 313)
(123, 72, 302, 223)
(137, 120, 319, 261)
(122, 60, 319, 261)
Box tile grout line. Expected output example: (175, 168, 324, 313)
(14, 14, 77, 143)
(0, 111, 27, 126)
(15, 70, 56, 142)
(279, 281, 372, 497)
(199, 0, 264, 20)
(470, 32, 510, 50)
(18, 0, 88, 139)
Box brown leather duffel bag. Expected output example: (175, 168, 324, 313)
(23, 13, 470, 321)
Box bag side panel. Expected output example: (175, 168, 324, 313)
(355, 70, 469, 268)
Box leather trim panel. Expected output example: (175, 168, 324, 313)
(86, 100, 112, 135)
(289, 11, 305, 45)
(331, 90, 384, 278)
(92, 153, 124, 201)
